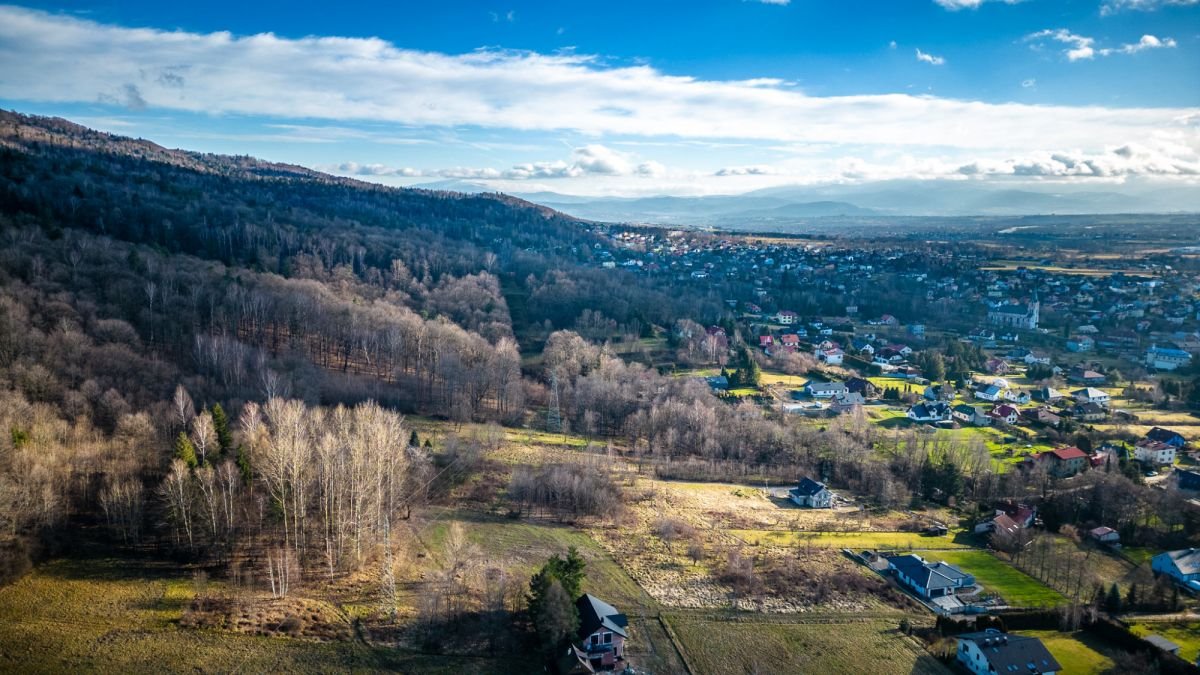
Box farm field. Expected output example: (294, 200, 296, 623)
(730, 529, 972, 551)
(1129, 621, 1200, 663)
(666, 616, 950, 675)
(927, 550, 1066, 608)
(1019, 630, 1119, 674)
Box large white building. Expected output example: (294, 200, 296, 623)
(1146, 344, 1192, 371)
(987, 298, 1039, 330)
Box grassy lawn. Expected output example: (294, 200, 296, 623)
(0, 558, 527, 675)
(930, 551, 1066, 608)
(667, 616, 950, 675)
(1019, 630, 1118, 674)
(1121, 547, 1157, 566)
(730, 529, 973, 551)
(1129, 621, 1200, 663)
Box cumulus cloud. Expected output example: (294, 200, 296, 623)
(1, 4, 1196, 187)
(336, 144, 665, 180)
(1027, 29, 1177, 60)
(955, 142, 1200, 177)
(715, 165, 777, 176)
(1027, 29, 1096, 61)
(1101, 0, 1199, 15)
(933, 0, 1021, 9)
(915, 48, 945, 65)
(1104, 34, 1177, 55)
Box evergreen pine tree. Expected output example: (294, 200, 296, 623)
(174, 432, 198, 469)
(210, 403, 233, 456)
(409, 430, 420, 448)
(1105, 583, 1121, 613)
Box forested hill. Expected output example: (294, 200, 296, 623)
(0, 109, 592, 255)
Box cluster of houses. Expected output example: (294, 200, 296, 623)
(599, 225, 1199, 374)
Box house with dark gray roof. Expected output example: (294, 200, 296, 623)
(567, 594, 628, 673)
(886, 554, 975, 599)
(956, 629, 1061, 675)
(788, 476, 834, 508)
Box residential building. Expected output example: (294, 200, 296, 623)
(887, 554, 975, 599)
(955, 630, 1061, 675)
(1134, 439, 1176, 466)
(987, 299, 1040, 330)
(806, 381, 848, 399)
(1146, 344, 1193, 371)
(974, 384, 1006, 402)
(1037, 447, 1088, 478)
(1089, 526, 1120, 545)
(988, 404, 1020, 426)
(907, 401, 951, 423)
(1072, 387, 1110, 406)
(788, 477, 835, 508)
(1071, 402, 1108, 422)
(567, 594, 628, 673)
(953, 404, 990, 426)
(1151, 549, 1200, 593)
(1146, 427, 1187, 449)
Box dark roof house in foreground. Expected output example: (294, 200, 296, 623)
(956, 629, 1061, 675)
(564, 594, 629, 673)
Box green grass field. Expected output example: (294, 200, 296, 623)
(666, 616, 950, 675)
(927, 551, 1066, 608)
(730, 529, 972, 551)
(1019, 630, 1118, 674)
(1129, 621, 1200, 663)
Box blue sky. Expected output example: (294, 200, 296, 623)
(0, 0, 1197, 195)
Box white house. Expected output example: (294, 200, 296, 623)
(1072, 387, 1111, 406)
(788, 477, 835, 508)
(775, 310, 798, 325)
(973, 384, 1006, 402)
(907, 401, 950, 423)
(956, 630, 1061, 675)
(1134, 439, 1176, 466)
(815, 346, 845, 365)
(806, 381, 848, 399)
(1146, 344, 1192, 371)
(1151, 549, 1200, 593)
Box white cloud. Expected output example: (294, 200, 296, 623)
(715, 165, 777, 176)
(1021, 78, 1036, 88)
(336, 144, 665, 180)
(932, 0, 1021, 9)
(1027, 29, 1177, 61)
(956, 141, 1200, 177)
(0, 6, 1195, 189)
(1101, 0, 1199, 16)
(915, 48, 946, 65)
(1027, 29, 1096, 61)
(1103, 34, 1177, 55)
(747, 0, 791, 5)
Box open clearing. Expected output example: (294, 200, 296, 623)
(1019, 630, 1119, 674)
(666, 615, 950, 674)
(925, 551, 1065, 608)
(730, 529, 972, 551)
(1128, 621, 1200, 663)
(0, 558, 523, 675)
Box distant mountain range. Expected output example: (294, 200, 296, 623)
(413, 178, 1200, 226)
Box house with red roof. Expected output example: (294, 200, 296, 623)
(1036, 447, 1088, 478)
